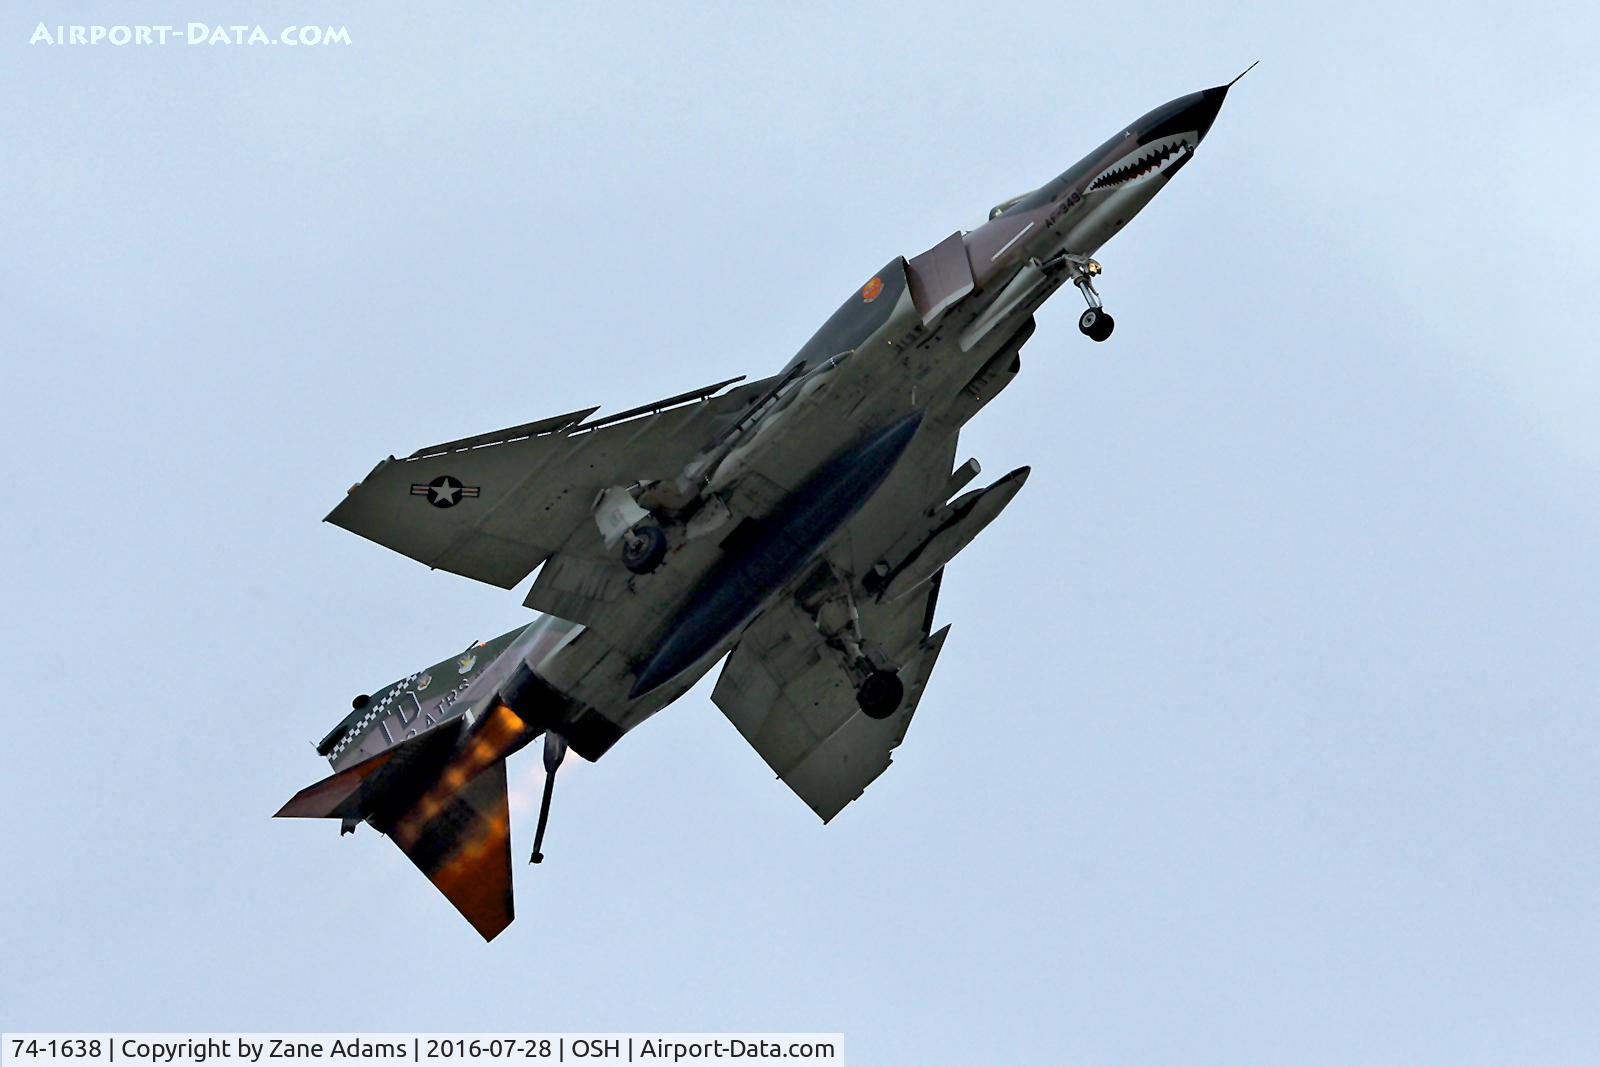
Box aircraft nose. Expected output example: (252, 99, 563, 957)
(1182, 85, 1229, 142)
(1137, 84, 1231, 147)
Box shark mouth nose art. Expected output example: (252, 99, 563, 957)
(1087, 135, 1192, 193)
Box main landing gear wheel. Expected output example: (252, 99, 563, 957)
(621, 524, 668, 575)
(1078, 307, 1115, 342)
(856, 669, 905, 720)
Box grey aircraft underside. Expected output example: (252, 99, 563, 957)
(277, 76, 1244, 940)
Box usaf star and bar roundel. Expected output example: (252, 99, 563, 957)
(410, 475, 481, 508)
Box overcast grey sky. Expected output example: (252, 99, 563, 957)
(3, 2, 1598, 1063)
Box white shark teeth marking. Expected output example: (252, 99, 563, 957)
(1087, 138, 1190, 193)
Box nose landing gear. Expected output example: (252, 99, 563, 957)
(1070, 258, 1114, 342)
(1045, 254, 1115, 342)
(1078, 306, 1115, 342)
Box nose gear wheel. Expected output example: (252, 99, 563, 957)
(1078, 307, 1115, 341)
(1043, 253, 1115, 342)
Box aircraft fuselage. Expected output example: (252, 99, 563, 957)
(514, 81, 1239, 755)
(284, 81, 1242, 938)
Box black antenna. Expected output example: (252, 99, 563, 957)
(1228, 61, 1260, 88)
(529, 732, 568, 864)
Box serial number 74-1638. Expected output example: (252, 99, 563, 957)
(10, 1042, 105, 1059)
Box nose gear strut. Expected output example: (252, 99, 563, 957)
(1042, 253, 1115, 342)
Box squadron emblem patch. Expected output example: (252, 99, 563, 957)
(860, 275, 884, 302)
(411, 475, 480, 508)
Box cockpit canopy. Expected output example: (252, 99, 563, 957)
(988, 193, 1030, 220)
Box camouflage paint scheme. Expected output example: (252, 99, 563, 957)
(277, 81, 1240, 940)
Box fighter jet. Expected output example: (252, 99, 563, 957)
(277, 76, 1244, 939)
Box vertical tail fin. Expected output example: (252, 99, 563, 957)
(390, 758, 514, 941)
(384, 703, 535, 940)
(278, 702, 539, 941)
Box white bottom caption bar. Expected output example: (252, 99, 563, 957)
(3, 1036, 844, 1067)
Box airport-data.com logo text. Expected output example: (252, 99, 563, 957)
(30, 22, 352, 47)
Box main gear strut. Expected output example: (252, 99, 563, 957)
(797, 565, 906, 720)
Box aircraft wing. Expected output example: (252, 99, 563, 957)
(709, 328, 1034, 820)
(712, 590, 950, 823)
(710, 417, 975, 821)
(326, 375, 769, 588)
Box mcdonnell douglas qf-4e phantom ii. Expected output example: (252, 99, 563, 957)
(278, 76, 1246, 939)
